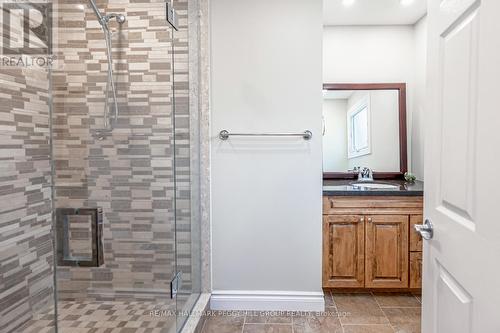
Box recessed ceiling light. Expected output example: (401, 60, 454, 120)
(342, 0, 356, 7)
(400, 0, 415, 6)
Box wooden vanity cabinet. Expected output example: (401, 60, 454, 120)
(323, 196, 423, 290)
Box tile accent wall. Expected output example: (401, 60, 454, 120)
(52, 0, 193, 301)
(0, 65, 55, 331)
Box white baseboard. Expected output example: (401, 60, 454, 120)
(210, 290, 325, 312)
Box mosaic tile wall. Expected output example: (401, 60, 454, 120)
(52, 0, 194, 301)
(0, 65, 55, 331)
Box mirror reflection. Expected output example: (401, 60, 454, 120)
(323, 89, 401, 173)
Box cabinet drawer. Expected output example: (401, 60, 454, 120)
(409, 252, 423, 289)
(323, 196, 423, 215)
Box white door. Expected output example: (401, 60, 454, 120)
(423, 0, 500, 332)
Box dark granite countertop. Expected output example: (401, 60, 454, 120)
(323, 179, 424, 196)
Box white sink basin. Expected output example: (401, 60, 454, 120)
(351, 182, 399, 189)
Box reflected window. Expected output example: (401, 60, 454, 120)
(347, 96, 371, 158)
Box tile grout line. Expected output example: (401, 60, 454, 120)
(378, 306, 422, 308)
(330, 291, 347, 333)
(245, 323, 292, 326)
(241, 312, 246, 333)
(342, 324, 401, 326)
(371, 291, 397, 333)
(379, 307, 398, 333)
(200, 311, 208, 333)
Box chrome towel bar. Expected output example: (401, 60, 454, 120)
(219, 130, 313, 141)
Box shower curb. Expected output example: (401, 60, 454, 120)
(180, 293, 211, 333)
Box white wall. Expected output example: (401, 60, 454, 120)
(210, 0, 323, 310)
(323, 21, 427, 179)
(323, 25, 416, 83)
(412, 17, 427, 180)
(323, 99, 348, 171)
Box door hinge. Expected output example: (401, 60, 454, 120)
(166, 2, 179, 31)
(170, 271, 182, 298)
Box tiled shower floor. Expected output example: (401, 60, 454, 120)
(200, 291, 422, 333)
(20, 300, 176, 333)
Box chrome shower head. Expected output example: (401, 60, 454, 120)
(116, 14, 126, 24)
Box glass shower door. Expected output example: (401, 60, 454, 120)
(51, 0, 180, 332)
(170, 0, 202, 329)
(167, 0, 203, 329)
(0, 0, 200, 331)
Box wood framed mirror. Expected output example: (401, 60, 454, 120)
(322, 83, 407, 179)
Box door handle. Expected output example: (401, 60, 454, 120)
(414, 219, 433, 240)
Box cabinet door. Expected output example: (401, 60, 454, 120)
(323, 215, 364, 288)
(365, 215, 409, 288)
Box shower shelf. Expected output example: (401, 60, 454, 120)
(55, 207, 104, 267)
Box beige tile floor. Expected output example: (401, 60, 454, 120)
(18, 292, 421, 333)
(200, 291, 421, 333)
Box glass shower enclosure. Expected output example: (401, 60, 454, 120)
(0, 0, 200, 332)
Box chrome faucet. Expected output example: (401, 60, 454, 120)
(358, 167, 374, 182)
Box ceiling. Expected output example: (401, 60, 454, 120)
(324, 0, 427, 26)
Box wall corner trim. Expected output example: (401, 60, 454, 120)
(209, 290, 325, 312)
